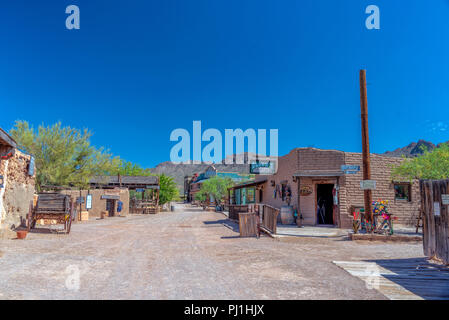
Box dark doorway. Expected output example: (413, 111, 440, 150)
(316, 184, 334, 225)
(106, 199, 116, 217)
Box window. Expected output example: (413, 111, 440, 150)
(394, 183, 411, 201)
(246, 188, 255, 204)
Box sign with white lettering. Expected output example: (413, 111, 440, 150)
(341, 165, 360, 172)
(441, 195, 449, 205)
(434, 202, 441, 216)
(360, 180, 376, 190)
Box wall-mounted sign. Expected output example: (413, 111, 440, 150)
(360, 180, 376, 190)
(341, 165, 360, 174)
(76, 196, 85, 204)
(441, 195, 449, 205)
(299, 185, 313, 196)
(28, 156, 35, 176)
(434, 202, 441, 216)
(86, 194, 92, 210)
(101, 195, 120, 200)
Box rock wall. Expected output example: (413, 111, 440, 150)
(0, 149, 35, 237)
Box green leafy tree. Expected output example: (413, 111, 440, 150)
(10, 120, 120, 190)
(392, 143, 449, 181)
(195, 176, 234, 206)
(158, 174, 180, 205)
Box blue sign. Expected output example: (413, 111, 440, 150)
(341, 165, 360, 172)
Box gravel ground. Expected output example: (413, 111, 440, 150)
(0, 204, 425, 300)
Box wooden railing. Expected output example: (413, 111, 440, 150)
(228, 204, 249, 220)
(229, 203, 280, 236)
(260, 204, 280, 234)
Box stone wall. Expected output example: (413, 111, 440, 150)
(0, 149, 36, 237)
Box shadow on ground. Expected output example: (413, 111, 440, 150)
(366, 257, 449, 300)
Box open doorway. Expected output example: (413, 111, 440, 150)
(106, 199, 116, 217)
(316, 184, 334, 225)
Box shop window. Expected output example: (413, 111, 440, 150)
(246, 188, 255, 204)
(394, 183, 411, 201)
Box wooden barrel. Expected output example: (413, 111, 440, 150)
(280, 205, 294, 225)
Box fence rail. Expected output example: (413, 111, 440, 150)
(420, 179, 449, 264)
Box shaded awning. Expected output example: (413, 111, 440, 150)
(90, 175, 159, 189)
(293, 170, 343, 177)
(228, 179, 267, 190)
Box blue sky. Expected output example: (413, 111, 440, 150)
(1, 1, 449, 168)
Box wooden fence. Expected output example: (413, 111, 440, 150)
(420, 180, 449, 264)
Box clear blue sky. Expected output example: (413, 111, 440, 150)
(1, 1, 448, 168)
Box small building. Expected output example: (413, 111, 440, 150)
(229, 148, 420, 228)
(0, 128, 36, 237)
(90, 175, 160, 215)
(58, 187, 130, 218)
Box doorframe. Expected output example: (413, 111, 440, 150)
(314, 180, 338, 226)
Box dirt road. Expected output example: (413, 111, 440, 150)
(0, 205, 425, 299)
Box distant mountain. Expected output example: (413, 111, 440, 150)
(383, 139, 448, 158)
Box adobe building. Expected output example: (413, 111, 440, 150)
(59, 188, 130, 218)
(231, 148, 419, 228)
(0, 128, 36, 237)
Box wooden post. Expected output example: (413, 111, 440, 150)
(359, 70, 373, 231)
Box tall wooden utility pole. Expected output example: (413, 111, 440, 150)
(359, 70, 373, 231)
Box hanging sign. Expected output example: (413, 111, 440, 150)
(434, 202, 441, 216)
(86, 194, 92, 210)
(250, 160, 276, 175)
(360, 180, 376, 190)
(136, 188, 145, 192)
(299, 185, 313, 196)
(441, 195, 449, 205)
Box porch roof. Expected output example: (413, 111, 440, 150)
(293, 170, 343, 177)
(228, 179, 267, 190)
(0, 128, 17, 148)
